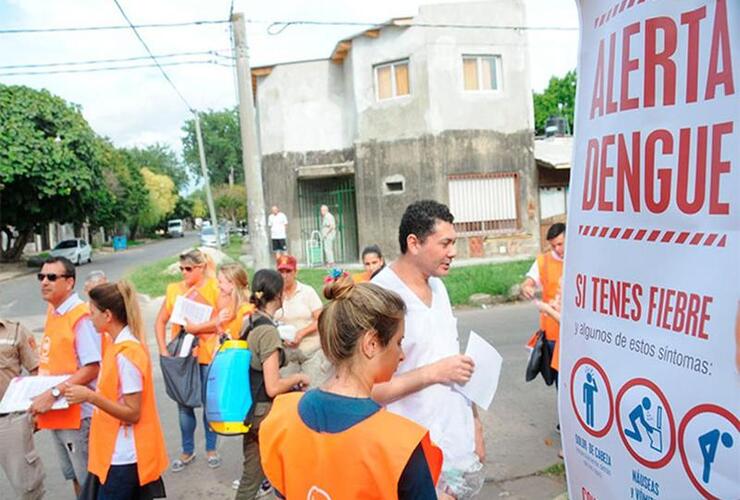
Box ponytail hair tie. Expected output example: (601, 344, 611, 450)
(254, 291, 264, 299)
(324, 267, 347, 284)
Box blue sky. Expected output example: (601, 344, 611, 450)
(0, 0, 579, 152)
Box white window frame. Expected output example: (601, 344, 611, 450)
(374, 59, 411, 102)
(462, 54, 503, 92)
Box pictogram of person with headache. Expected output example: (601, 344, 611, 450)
(582, 372, 598, 427)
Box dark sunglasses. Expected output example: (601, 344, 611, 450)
(179, 265, 200, 273)
(37, 273, 72, 282)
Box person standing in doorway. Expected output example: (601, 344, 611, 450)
(372, 200, 485, 499)
(320, 205, 337, 266)
(267, 206, 288, 255)
(30, 256, 103, 497)
(0, 318, 45, 499)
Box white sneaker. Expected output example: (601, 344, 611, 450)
(256, 479, 273, 498)
(232, 479, 240, 490)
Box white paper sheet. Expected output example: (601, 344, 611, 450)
(170, 296, 213, 326)
(0, 375, 71, 413)
(177, 333, 196, 357)
(454, 331, 503, 411)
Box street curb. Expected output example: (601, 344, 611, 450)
(0, 268, 36, 283)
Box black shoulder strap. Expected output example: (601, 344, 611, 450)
(239, 314, 274, 340)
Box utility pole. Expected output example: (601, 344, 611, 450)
(194, 112, 221, 251)
(231, 12, 270, 270)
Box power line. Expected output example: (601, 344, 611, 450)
(264, 20, 578, 35)
(0, 60, 226, 77)
(0, 50, 232, 70)
(0, 19, 228, 34)
(111, 0, 194, 112)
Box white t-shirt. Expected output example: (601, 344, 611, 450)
(268, 212, 288, 240)
(55, 293, 103, 419)
(109, 327, 143, 465)
(525, 250, 563, 287)
(372, 267, 476, 471)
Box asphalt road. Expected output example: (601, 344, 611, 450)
(0, 233, 199, 320)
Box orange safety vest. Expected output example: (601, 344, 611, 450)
(88, 340, 169, 485)
(165, 278, 220, 364)
(223, 302, 255, 340)
(528, 252, 563, 371)
(260, 392, 443, 499)
(37, 302, 92, 430)
(352, 271, 371, 284)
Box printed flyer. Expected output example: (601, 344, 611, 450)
(561, 1, 739, 498)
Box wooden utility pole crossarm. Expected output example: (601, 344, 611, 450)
(231, 12, 270, 270)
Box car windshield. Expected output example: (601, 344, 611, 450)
(55, 240, 77, 249)
(201, 227, 215, 235)
(168, 221, 181, 228)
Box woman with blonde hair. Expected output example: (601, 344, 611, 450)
(187, 263, 255, 340)
(154, 248, 221, 471)
(259, 274, 443, 499)
(65, 281, 168, 499)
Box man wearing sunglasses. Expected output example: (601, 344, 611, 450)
(29, 256, 103, 497)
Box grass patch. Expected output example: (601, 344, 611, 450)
(442, 259, 533, 305)
(128, 256, 180, 297)
(539, 462, 565, 477)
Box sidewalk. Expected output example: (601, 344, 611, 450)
(0, 261, 35, 283)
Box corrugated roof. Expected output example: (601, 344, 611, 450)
(534, 136, 573, 169)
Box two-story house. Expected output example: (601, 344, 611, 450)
(253, 0, 540, 263)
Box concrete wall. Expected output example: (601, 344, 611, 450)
(256, 60, 350, 155)
(355, 129, 539, 260)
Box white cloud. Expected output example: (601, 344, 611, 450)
(1, 0, 578, 153)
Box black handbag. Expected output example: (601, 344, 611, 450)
(159, 333, 202, 408)
(525, 330, 556, 386)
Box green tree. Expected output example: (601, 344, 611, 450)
(126, 143, 189, 192)
(96, 142, 148, 236)
(138, 167, 178, 232)
(0, 84, 110, 261)
(532, 70, 577, 135)
(213, 184, 247, 223)
(181, 108, 243, 185)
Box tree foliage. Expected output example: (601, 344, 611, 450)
(0, 84, 108, 261)
(213, 184, 247, 222)
(125, 143, 188, 191)
(532, 70, 577, 135)
(181, 108, 243, 185)
(138, 167, 178, 230)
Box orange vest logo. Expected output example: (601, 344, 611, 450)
(39, 335, 51, 365)
(307, 486, 331, 500)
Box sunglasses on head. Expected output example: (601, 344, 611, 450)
(37, 273, 72, 282)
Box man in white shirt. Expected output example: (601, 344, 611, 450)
(267, 206, 288, 254)
(320, 205, 336, 266)
(372, 200, 485, 498)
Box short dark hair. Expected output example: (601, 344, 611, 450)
(43, 256, 76, 283)
(398, 200, 454, 254)
(361, 244, 383, 260)
(546, 223, 566, 241)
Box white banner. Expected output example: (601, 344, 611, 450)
(561, 1, 739, 499)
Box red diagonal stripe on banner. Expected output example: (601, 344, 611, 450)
(598, 13, 607, 26)
(717, 234, 727, 247)
(579, 225, 584, 235)
(675, 232, 690, 244)
(609, 227, 621, 238)
(619, 0, 629, 12)
(622, 228, 634, 239)
(689, 233, 704, 245)
(634, 229, 647, 240)
(590, 226, 600, 236)
(637, 0, 646, 4)
(627, 0, 637, 7)
(612, 3, 620, 17)
(647, 230, 661, 241)
(661, 231, 675, 243)
(704, 234, 718, 246)
(582, 225, 591, 235)
(599, 227, 609, 237)
(605, 7, 613, 22)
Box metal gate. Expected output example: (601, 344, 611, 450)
(297, 176, 358, 264)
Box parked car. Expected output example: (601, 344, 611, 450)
(50, 238, 92, 265)
(200, 226, 229, 247)
(167, 219, 185, 238)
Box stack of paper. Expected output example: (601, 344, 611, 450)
(0, 375, 71, 413)
(170, 296, 213, 326)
